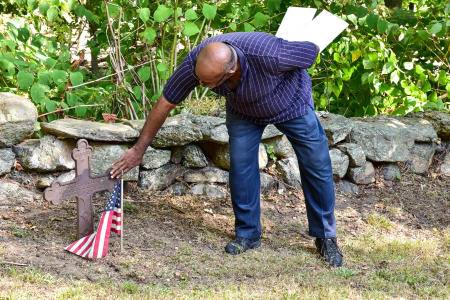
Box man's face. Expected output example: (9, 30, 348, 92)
(194, 69, 231, 89)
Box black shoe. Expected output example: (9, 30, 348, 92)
(315, 237, 343, 267)
(225, 237, 261, 255)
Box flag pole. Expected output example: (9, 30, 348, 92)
(120, 171, 124, 253)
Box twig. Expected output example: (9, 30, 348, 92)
(0, 261, 28, 267)
(38, 104, 102, 118)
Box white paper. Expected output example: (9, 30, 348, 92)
(275, 7, 317, 41)
(276, 7, 349, 52)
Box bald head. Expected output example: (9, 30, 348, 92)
(195, 42, 237, 88)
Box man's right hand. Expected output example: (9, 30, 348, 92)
(110, 146, 145, 179)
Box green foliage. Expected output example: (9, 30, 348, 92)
(0, 0, 448, 121)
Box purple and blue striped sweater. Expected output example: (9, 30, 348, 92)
(163, 32, 319, 124)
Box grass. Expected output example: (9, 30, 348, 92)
(181, 95, 226, 116)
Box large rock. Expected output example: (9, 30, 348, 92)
(183, 167, 228, 183)
(0, 93, 38, 147)
(347, 161, 375, 184)
(41, 119, 138, 142)
(407, 111, 450, 140)
(13, 135, 75, 172)
(190, 114, 283, 144)
(202, 143, 268, 170)
(260, 172, 278, 193)
(329, 148, 349, 179)
(139, 164, 186, 190)
(141, 147, 171, 170)
(382, 163, 401, 181)
(317, 111, 354, 145)
(440, 152, 450, 176)
(190, 183, 227, 198)
(276, 157, 301, 188)
(181, 144, 208, 168)
(167, 182, 188, 196)
(349, 116, 437, 162)
(0, 180, 34, 208)
(90, 143, 139, 181)
(0, 148, 15, 175)
(263, 135, 295, 159)
(127, 114, 203, 147)
(407, 143, 436, 174)
(335, 180, 359, 194)
(337, 143, 366, 167)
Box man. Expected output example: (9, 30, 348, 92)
(110, 32, 343, 267)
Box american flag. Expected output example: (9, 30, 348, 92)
(65, 181, 122, 259)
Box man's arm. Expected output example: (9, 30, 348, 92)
(110, 95, 176, 178)
(277, 40, 320, 72)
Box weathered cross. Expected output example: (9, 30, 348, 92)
(44, 139, 116, 238)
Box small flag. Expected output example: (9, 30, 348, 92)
(65, 181, 122, 259)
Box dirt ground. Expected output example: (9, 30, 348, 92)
(0, 157, 449, 299)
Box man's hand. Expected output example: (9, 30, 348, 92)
(110, 146, 145, 179)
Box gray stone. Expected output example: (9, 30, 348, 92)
(440, 152, 450, 176)
(408, 143, 436, 174)
(139, 164, 186, 190)
(183, 167, 228, 183)
(347, 161, 375, 185)
(0, 93, 38, 147)
(329, 148, 349, 178)
(349, 116, 437, 162)
(337, 143, 366, 167)
(13, 135, 75, 172)
(0, 180, 34, 207)
(0, 148, 15, 175)
(261, 172, 278, 193)
(127, 114, 203, 147)
(276, 157, 301, 188)
(335, 180, 359, 194)
(56, 170, 76, 184)
(90, 143, 139, 181)
(36, 175, 55, 189)
(261, 125, 284, 140)
(317, 111, 354, 145)
(182, 144, 208, 168)
(407, 111, 450, 140)
(141, 147, 171, 170)
(263, 135, 295, 160)
(202, 143, 268, 170)
(190, 183, 227, 198)
(41, 119, 138, 142)
(167, 182, 188, 196)
(382, 163, 401, 181)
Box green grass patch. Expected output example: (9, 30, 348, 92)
(366, 213, 394, 231)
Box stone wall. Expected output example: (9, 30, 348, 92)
(1, 92, 450, 203)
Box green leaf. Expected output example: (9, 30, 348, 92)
(403, 62, 413, 70)
(251, 12, 269, 28)
(363, 59, 376, 69)
(44, 57, 57, 68)
(377, 19, 388, 34)
(429, 22, 443, 35)
(30, 83, 50, 103)
(17, 71, 34, 90)
(69, 72, 83, 86)
(202, 4, 217, 20)
(183, 22, 200, 37)
(75, 106, 87, 118)
(267, 0, 281, 11)
(47, 6, 59, 22)
(140, 27, 156, 44)
(39, 1, 50, 15)
(438, 70, 447, 86)
(154, 5, 172, 22)
(415, 65, 425, 75)
(366, 13, 378, 29)
(229, 22, 237, 31)
(138, 8, 150, 23)
(244, 22, 255, 32)
(381, 62, 395, 75)
(156, 63, 168, 73)
(417, 30, 430, 40)
(52, 69, 68, 85)
(137, 66, 151, 82)
(132, 86, 142, 100)
(18, 27, 30, 43)
(390, 70, 400, 84)
(107, 3, 120, 18)
(66, 93, 79, 106)
(44, 99, 57, 112)
(185, 8, 198, 20)
(37, 71, 52, 85)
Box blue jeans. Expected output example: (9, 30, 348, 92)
(226, 106, 336, 239)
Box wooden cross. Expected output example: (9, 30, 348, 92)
(44, 139, 116, 238)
